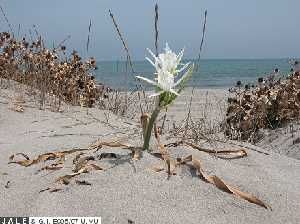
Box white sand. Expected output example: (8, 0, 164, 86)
(1, 84, 300, 224)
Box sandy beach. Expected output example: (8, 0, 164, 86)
(0, 1, 299, 222)
(1, 83, 300, 224)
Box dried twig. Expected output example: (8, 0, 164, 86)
(154, 3, 159, 57)
(109, 9, 134, 73)
(183, 87, 195, 140)
(195, 10, 207, 72)
(55, 35, 71, 50)
(86, 19, 92, 53)
(0, 5, 14, 34)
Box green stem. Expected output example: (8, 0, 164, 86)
(143, 107, 161, 151)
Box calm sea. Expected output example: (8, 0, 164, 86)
(94, 59, 292, 90)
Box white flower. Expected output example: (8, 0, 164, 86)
(136, 43, 191, 97)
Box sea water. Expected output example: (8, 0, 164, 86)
(94, 59, 292, 90)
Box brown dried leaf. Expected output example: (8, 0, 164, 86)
(132, 150, 141, 160)
(49, 188, 63, 193)
(37, 156, 65, 173)
(73, 152, 85, 163)
(8, 148, 89, 167)
(4, 181, 10, 189)
(56, 173, 80, 185)
(38, 165, 63, 172)
(154, 127, 177, 176)
(89, 140, 142, 160)
(75, 180, 92, 186)
(10, 105, 24, 112)
(176, 155, 193, 165)
(184, 141, 247, 159)
(73, 156, 94, 172)
(39, 187, 63, 193)
(98, 152, 117, 160)
(55, 156, 65, 165)
(9, 153, 30, 163)
(191, 156, 270, 209)
(86, 163, 105, 171)
(9, 152, 54, 167)
(149, 166, 164, 172)
(39, 187, 51, 193)
(56, 162, 104, 185)
(8, 158, 34, 167)
(8, 154, 14, 162)
(15, 153, 30, 160)
(151, 152, 164, 159)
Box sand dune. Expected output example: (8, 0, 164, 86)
(1, 85, 300, 224)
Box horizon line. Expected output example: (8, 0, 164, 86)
(95, 57, 296, 62)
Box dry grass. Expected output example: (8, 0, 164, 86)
(162, 90, 228, 145)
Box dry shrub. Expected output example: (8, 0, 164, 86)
(0, 31, 152, 116)
(225, 71, 300, 142)
(0, 31, 105, 110)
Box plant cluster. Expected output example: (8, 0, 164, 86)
(0, 31, 100, 109)
(225, 69, 300, 141)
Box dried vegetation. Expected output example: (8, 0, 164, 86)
(0, 32, 102, 110)
(225, 70, 300, 142)
(8, 127, 270, 209)
(0, 30, 149, 117)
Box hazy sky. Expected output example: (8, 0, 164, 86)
(1, 0, 299, 60)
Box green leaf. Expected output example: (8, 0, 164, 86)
(159, 91, 177, 108)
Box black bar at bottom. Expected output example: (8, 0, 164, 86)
(0, 217, 29, 224)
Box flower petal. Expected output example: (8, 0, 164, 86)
(177, 48, 185, 63)
(149, 92, 162, 98)
(176, 62, 190, 75)
(136, 76, 158, 86)
(147, 48, 156, 59)
(145, 57, 156, 68)
(170, 89, 179, 96)
(165, 42, 171, 52)
(174, 64, 193, 87)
